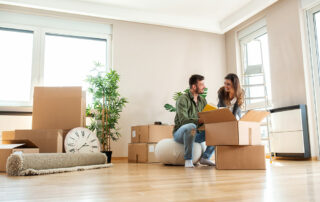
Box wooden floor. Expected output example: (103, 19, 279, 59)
(1, 160, 320, 202)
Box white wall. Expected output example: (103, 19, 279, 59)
(0, 116, 32, 140)
(112, 21, 226, 156)
(0, 5, 227, 157)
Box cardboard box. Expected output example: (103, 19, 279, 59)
(62, 129, 71, 152)
(128, 143, 158, 163)
(32, 87, 86, 130)
(2, 130, 64, 153)
(131, 125, 173, 143)
(199, 109, 269, 146)
(0, 140, 39, 172)
(215, 145, 266, 170)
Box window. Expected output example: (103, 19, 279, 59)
(44, 34, 107, 104)
(0, 28, 34, 106)
(239, 29, 272, 109)
(238, 19, 272, 153)
(0, 10, 112, 109)
(306, 5, 320, 158)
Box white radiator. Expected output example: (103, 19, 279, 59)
(269, 105, 310, 158)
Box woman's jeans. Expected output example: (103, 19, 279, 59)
(173, 123, 215, 160)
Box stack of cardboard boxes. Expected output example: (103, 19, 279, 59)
(199, 108, 269, 170)
(128, 124, 173, 163)
(0, 87, 86, 172)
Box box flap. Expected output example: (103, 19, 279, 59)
(2, 140, 38, 148)
(0, 143, 25, 149)
(240, 110, 270, 122)
(199, 108, 237, 124)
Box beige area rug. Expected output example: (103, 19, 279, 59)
(7, 152, 113, 176)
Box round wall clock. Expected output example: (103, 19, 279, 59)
(64, 127, 100, 153)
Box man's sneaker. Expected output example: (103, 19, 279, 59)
(199, 158, 215, 166)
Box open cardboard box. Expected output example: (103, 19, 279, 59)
(2, 130, 64, 153)
(0, 87, 86, 157)
(0, 140, 39, 172)
(199, 108, 269, 146)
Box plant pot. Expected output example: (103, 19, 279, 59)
(102, 151, 112, 163)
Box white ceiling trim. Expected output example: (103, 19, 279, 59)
(220, 0, 278, 33)
(301, 0, 320, 9)
(0, 0, 222, 33)
(0, 0, 278, 34)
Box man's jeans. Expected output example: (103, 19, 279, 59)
(173, 123, 215, 160)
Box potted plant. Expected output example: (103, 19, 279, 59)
(86, 62, 128, 163)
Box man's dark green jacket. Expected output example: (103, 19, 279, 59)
(173, 90, 207, 132)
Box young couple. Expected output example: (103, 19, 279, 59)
(173, 74, 244, 168)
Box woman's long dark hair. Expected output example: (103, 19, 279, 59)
(218, 73, 244, 107)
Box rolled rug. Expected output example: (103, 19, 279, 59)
(7, 152, 112, 176)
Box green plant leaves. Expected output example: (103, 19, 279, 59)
(164, 104, 176, 112)
(86, 63, 128, 151)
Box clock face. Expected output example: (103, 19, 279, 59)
(65, 127, 100, 153)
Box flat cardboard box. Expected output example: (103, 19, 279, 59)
(128, 143, 158, 163)
(2, 130, 64, 153)
(32, 87, 86, 130)
(131, 125, 173, 143)
(199, 109, 269, 146)
(215, 145, 266, 170)
(0, 140, 39, 172)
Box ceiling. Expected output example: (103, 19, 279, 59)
(0, 0, 278, 33)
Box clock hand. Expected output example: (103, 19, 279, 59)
(77, 143, 90, 151)
(78, 143, 86, 150)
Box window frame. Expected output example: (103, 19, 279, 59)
(0, 18, 112, 111)
(238, 21, 272, 153)
(0, 23, 38, 110)
(306, 4, 320, 159)
(239, 26, 271, 110)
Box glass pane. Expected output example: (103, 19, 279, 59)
(262, 140, 270, 154)
(245, 99, 266, 107)
(244, 86, 265, 98)
(0, 28, 33, 103)
(256, 33, 272, 101)
(244, 75, 264, 85)
(244, 65, 263, 75)
(260, 125, 268, 139)
(246, 40, 262, 66)
(314, 12, 320, 87)
(261, 117, 268, 124)
(44, 34, 107, 105)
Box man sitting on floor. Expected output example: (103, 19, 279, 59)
(173, 74, 215, 168)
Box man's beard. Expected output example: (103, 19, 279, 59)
(196, 86, 203, 94)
